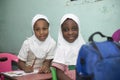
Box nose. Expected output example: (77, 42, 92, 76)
(39, 30, 43, 34)
(68, 29, 73, 34)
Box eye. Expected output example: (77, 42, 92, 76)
(42, 27, 48, 31)
(71, 26, 78, 31)
(34, 28, 40, 31)
(62, 28, 69, 32)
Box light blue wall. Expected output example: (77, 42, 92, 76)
(0, 0, 120, 54)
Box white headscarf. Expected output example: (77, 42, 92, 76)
(32, 14, 49, 32)
(53, 13, 85, 65)
(28, 14, 54, 59)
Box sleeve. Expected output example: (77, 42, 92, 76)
(52, 62, 66, 71)
(52, 46, 65, 65)
(17, 40, 29, 61)
(46, 40, 56, 59)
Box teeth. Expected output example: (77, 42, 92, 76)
(69, 37, 74, 39)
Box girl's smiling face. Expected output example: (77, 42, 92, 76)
(34, 19, 49, 41)
(61, 18, 79, 43)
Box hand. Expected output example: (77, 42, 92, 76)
(24, 65, 33, 73)
(38, 65, 50, 74)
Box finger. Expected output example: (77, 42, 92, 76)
(44, 69, 51, 73)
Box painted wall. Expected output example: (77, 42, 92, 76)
(0, 0, 120, 54)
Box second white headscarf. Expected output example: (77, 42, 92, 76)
(53, 13, 85, 65)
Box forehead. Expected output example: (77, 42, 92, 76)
(34, 19, 49, 26)
(36, 19, 48, 23)
(61, 18, 78, 28)
(62, 18, 77, 24)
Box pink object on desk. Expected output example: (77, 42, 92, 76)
(0, 52, 18, 80)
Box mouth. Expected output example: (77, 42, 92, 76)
(40, 36, 46, 39)
(38, 36, 46, 41)
(68, 36, 75, 40)
(66, 35, 78, 43)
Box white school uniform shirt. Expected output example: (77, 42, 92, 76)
(18, 14, 56, 68)
(53, 13, 85, 66)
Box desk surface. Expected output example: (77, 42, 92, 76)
(1, 72, 52, 80)
(15, 73, 52, 80)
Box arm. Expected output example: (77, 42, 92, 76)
(18, 40, 34, 73)
(38, 41, 56, 74)
(56, 68, 72, 80)
(38, 59, 52, 73)
(18, 59, 33, 73)
(52, 62, 72, 80)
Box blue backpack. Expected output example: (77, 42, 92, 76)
(76, 32, 120, 80)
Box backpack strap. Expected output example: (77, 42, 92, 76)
(88, 31, 113, 42)
(91, 42, 103, 60)
(88, 31, 113, 60)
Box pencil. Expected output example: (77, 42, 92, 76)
(31, 57, 37, 68)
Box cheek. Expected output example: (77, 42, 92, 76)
(73, 30, 78, 36)
(75, 32, 79, 37)
(34, 31, 38, 36)
(45, 30, 49, 36)
(62, 32, 67, 38)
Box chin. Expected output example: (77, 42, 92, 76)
(39, 38, 46, 41)
(67, 40, 75, 43)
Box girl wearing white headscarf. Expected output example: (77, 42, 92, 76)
(52, 13, 85, 80)
(18, 14, 56, 73)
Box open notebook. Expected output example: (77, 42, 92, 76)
(2, 69, 39, 77)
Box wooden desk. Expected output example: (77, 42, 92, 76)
(1, 72, 52, 80)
